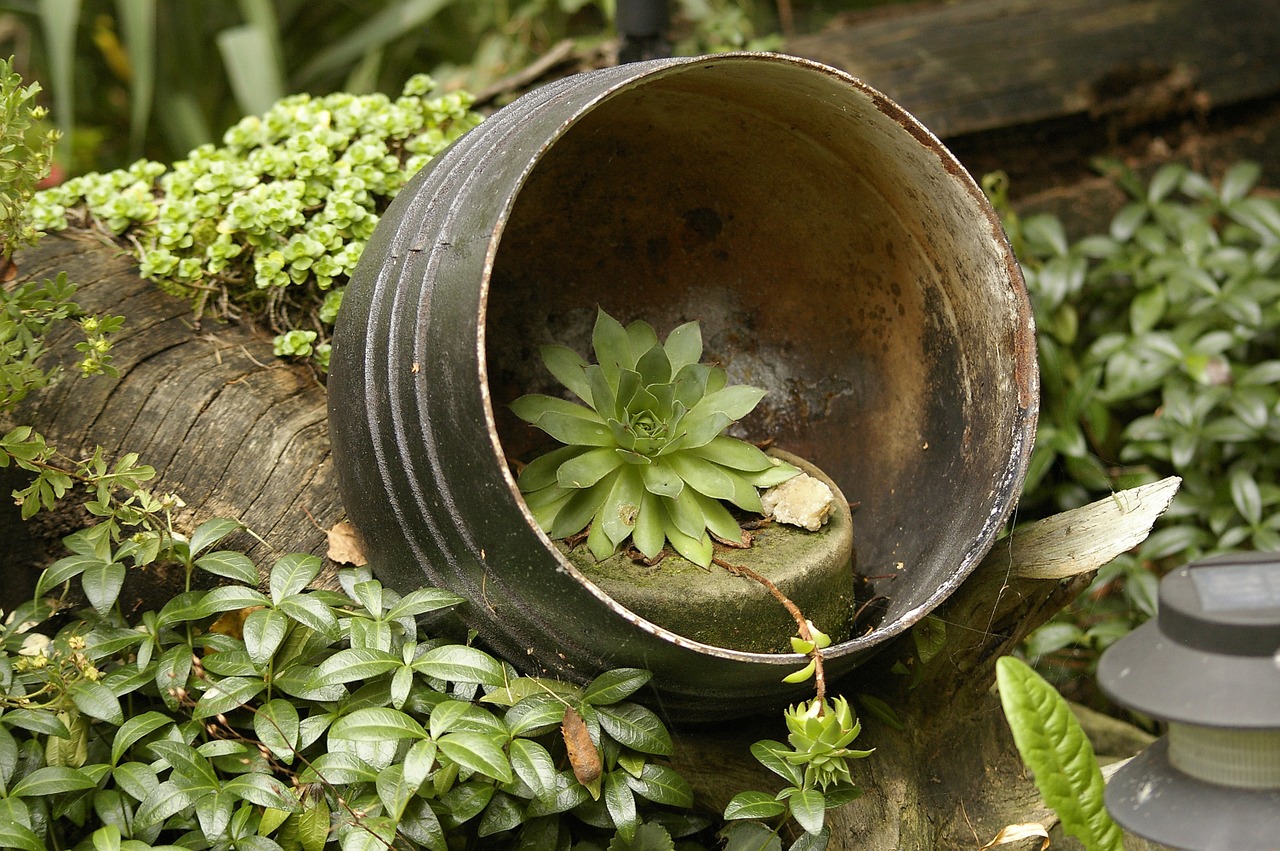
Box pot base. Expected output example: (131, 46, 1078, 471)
(558, 451, 856, 653)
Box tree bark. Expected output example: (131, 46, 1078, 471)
(2, 233, 1173, 850)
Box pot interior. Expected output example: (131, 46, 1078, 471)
(484, 57, 1034, 640)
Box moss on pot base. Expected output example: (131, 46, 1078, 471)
(557, 451, 856, 653)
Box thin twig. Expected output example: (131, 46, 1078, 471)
(713, 556, 826, 708)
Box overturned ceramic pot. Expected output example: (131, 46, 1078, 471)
(328, 52, 1038, 721)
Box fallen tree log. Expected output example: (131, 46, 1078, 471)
(2, 233, 1173, 849)
(0, 232, 343, 612)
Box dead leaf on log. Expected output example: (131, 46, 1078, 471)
(325, 520, 367, 566)
(562, 705, 602, 791)
(208, 606, 263, 641)
(981, 822, 1050, 851)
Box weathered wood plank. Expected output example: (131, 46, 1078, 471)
(785, 0, 1280, 139)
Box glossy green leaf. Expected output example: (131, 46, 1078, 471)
(82, 560, 126, 614)
(300, 752, 378, 785)
(438, 732, 512, 783)
(244, 607, 289, 667)
(384, 587, 464, 620)
(310, 648, 400, 686)
(276, 594, 339, 639)
(10, 765, 96, 797)
(626, 763, 693, 808)
(3, 708, 69, 737)
(195, 789, 233, 841)
(505, 695, 569, 737)
(605, 770, 639, 843)
(195, 551, 259, 585)
(298, 799, 331, 851)
(413, 644, 505, 686)
(582, 668, 651, 706)
(36, 553, 102, 598)
(192, 676, 265, 720)
(750, 740, 803, 786)
(508, 738, 557, 802)
(195, 585, 271, 617)
(788, 788, 825, 835)
(135, 780, 198, 828)
(330, 707, 427, 742)
(255, 699, 300, 763)
(596, 703, 672, 755)
(269, 553, 322, 604)
(0, 821, 43, 851)
(111, 711, 174, 765)
(156, 591, 209, 628)
(724, 789, 787, 820)
(225, 772, 299, 811)
(70, 678, 125, 725)
(996, 656, 1123, 851)
(722, 821, 782, 851)
(190, 518, 244, 558)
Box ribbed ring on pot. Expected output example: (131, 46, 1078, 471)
(329, 52, 1038, 720)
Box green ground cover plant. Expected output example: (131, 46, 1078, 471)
(0, 524, 707, 850)
(989, 161, 1280, 682)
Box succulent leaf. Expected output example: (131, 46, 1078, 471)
(668, 488, 710, 540)
(514, 310, 800, 566)
(633, 491, 666, 559)
(550, 476, 616, 539)
(592, 309, 633, 387)
(641, 459, 684, 499)
(748, 461, 803, 488)
(663, 321, 702, 372)
(690, 490, 745, 544)
(556, 447, 624, 489)
(665, 453, 738, 502)
(691, 435, 775, 472)
(517, 444, 589, 491)
(624, 318, 659, 361)
(539, 345, 591, 403)
(599, 467, 645, 548)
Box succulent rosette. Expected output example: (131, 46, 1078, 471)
(512, 309, 800, 567)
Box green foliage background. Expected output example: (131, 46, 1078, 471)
(0, 0, 897, 175)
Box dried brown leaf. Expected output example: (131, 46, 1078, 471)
(326, 520, 367, 566)
(981, 822, 1050, 851)
(562, 706, 602, 787)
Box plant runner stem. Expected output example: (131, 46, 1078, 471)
(712, 555, 827, 710)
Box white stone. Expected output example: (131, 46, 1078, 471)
(761, 473, 835, 531)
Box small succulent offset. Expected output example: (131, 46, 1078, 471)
(513, 309, 800, 567)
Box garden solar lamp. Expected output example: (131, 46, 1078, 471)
(1098, 553, 1280, 850)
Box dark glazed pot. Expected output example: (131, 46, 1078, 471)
(328, 53, 1038, 721)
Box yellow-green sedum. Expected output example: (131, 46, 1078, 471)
(26, 75, 482, 369)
